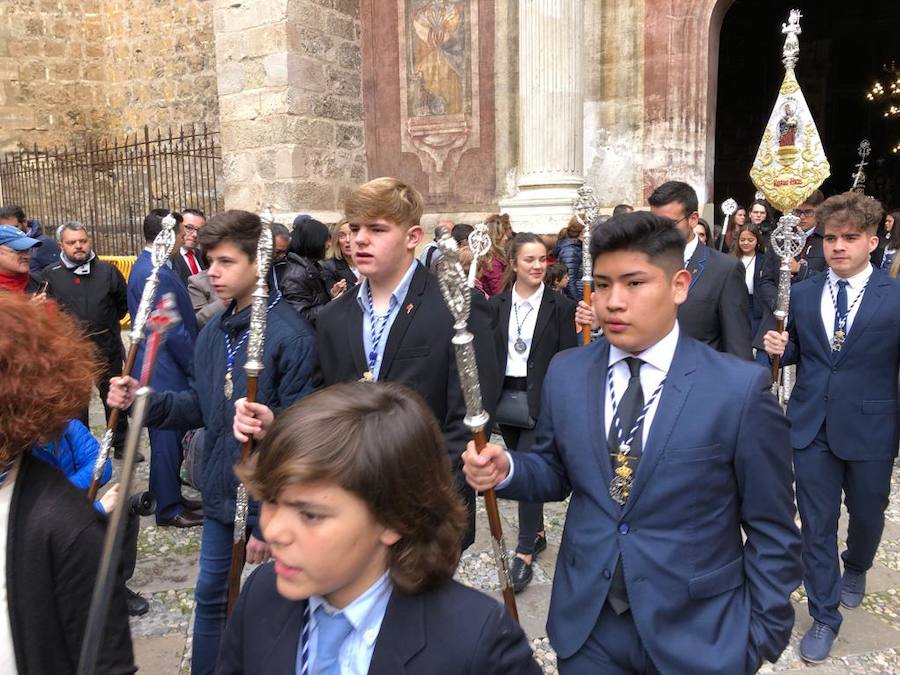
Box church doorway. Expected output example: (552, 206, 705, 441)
(713, 0, 900, 211)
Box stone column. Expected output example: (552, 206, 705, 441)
(500, 0, 584, 233)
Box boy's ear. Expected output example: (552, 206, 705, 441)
(407, 224, 425, 249)
(380, 527, 402, 547)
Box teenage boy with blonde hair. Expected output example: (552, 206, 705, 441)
(236, 177, 498, 548)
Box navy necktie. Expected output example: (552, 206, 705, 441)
(607, 357, 645, 461)
(833, 279, 848, 351)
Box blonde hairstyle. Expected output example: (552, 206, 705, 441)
(343, 177, 424, 229)
(890, 252, 900, 279)
(484, 213, 511, 262)
(329, 219, 351, 261)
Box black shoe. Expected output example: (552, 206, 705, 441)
(533, 533, 548, 558)
(509, 556, 533, 594)
(181, 496, 203, 512)
(113, 449, 145, 463)
(157, 510, 203, 528)
(126, 587, 150, 617)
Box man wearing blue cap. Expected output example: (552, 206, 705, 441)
(0, 224, 43, 295)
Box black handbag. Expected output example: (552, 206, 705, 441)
(495, 388, 536, 429)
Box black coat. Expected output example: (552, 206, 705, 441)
(679, 240, 753, 360)
(320, 256, 358, 289)
(555, 237, 583, 301)
(490, 288, 577, 418)
(7, 453, 134, 674)
(42, 258, 128, 362)
(316, 263, 499, 549)
(281, 253, 331, 326)
(170, 250, 197, 287)
(217, 563, 540, 675)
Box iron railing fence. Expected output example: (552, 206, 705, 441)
(0, 124, 223, 256)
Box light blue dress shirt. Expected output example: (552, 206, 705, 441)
(355, 260, 418, 380)
(303, 572, 394, 674)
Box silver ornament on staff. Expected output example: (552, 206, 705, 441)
(87, 211, 177, 501)
(720, 198, 738, 252)
(466, 221, 492, 288)
(850, 140, 871, 193)
(435, 233, 519, 622)
(574, 185, 600, 346)
(769, 214, 807, 405)
(227, 213, 275, 614)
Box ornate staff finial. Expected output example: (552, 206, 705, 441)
(781, 9, 802, 71)
(466, 222, 492, 288)
(851, 140, 872, 193)
(130, 211, 177, 344)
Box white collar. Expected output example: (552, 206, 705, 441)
(512, 282, 544, 307)
(827, 263, 872, 290)
(609, 322, 680, 375)
(683, 236, 699, 264)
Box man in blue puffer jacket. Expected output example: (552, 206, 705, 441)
(555, 218, 584, 301)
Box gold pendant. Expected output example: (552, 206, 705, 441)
(832, 329, 845, 352)
(359, 370, 374, 383)
(224, 371, 234, 399)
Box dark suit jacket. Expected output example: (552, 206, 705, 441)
(170, 250, 194, 286)
(217, 563, 540, 675)
(127, 251, 199, 392)
(679, 241, 753, 359)
(490, 288, 577, 418)
(754, 226, 827, 347)
(781, 267, 900, 459)
(316, 262, 499, 548)
(500, 334, 801, 672)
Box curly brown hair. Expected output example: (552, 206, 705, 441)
(816, 192, 885, 233)
(0, 294, 98, 461)
(236, 382, 466, 594)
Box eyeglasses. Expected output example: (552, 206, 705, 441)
(792, 209, 815, 217)
(184, 225, 200, 233)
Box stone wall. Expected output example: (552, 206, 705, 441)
(0, 0, 218, 153)
(214, 0, 366, 216)
(0, 0, 105, 151)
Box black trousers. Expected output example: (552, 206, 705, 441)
(499, 423, 544, 555)
(80, 351, 128, 453)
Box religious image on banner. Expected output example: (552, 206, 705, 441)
(750, 9, 830, 213)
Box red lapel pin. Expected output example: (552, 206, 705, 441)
(406, 303, 414, 315)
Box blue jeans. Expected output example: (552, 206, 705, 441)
(192, 516, 235, 675)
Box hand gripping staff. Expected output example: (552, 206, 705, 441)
(574, 186, 600, 345)
(78, 295, 180, 675)
(226, 216, 274, 615)
(435, 233, 519, 622)
(87, 212, 177, 501)
(769, 214, 807, 404)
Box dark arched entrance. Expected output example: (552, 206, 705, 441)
(714, 0, 900, 210)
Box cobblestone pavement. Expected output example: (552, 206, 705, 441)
(110, 419, 900, 674)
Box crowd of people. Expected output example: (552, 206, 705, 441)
(0, 173, 898, 674)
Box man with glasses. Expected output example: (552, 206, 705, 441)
(0, 224, 44, 294)
(172, 207, 206, 285)
(648, 181, 753, 359)
(754, 190, 827, 350)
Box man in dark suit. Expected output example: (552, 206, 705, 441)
(465, 212, 801, 673)
(649, 181, 753, 359)
(764, 192, 900, 664)
(755, 189, 827, 348)
(243, 177, 498, 550)
(170, 207, 206, 285)
(128, 209, 202, 527)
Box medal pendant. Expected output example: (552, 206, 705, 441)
(615, 465, 633, 478)
(609, 476, 629, 505)
(514, 338, 527, 354)
(359, 370, 375, 383)
(224, 371, 234, 399)
(831, 329, 845, 352)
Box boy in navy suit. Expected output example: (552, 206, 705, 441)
(764, 192, 900, 664)
(465, 212, 801, 674)
(218, 382, 539, 675)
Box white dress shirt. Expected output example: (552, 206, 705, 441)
(505, 283, 545, 377)
(0, 460, 20, 675)
(499, 323, 680, 487)
(820, 264, 872, 341)
(741, 255, 756, 296)
(683, 235, 699, 267)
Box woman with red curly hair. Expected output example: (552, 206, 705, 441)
(0, 293, 134, 674)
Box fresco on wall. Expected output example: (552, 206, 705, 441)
(398, 0, 480, 194)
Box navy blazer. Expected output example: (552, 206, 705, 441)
(216, 564, 541, 675)
(127, 251, 198, 392)
(781, 266, 900, 459)
(500, 333, 801, 673)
